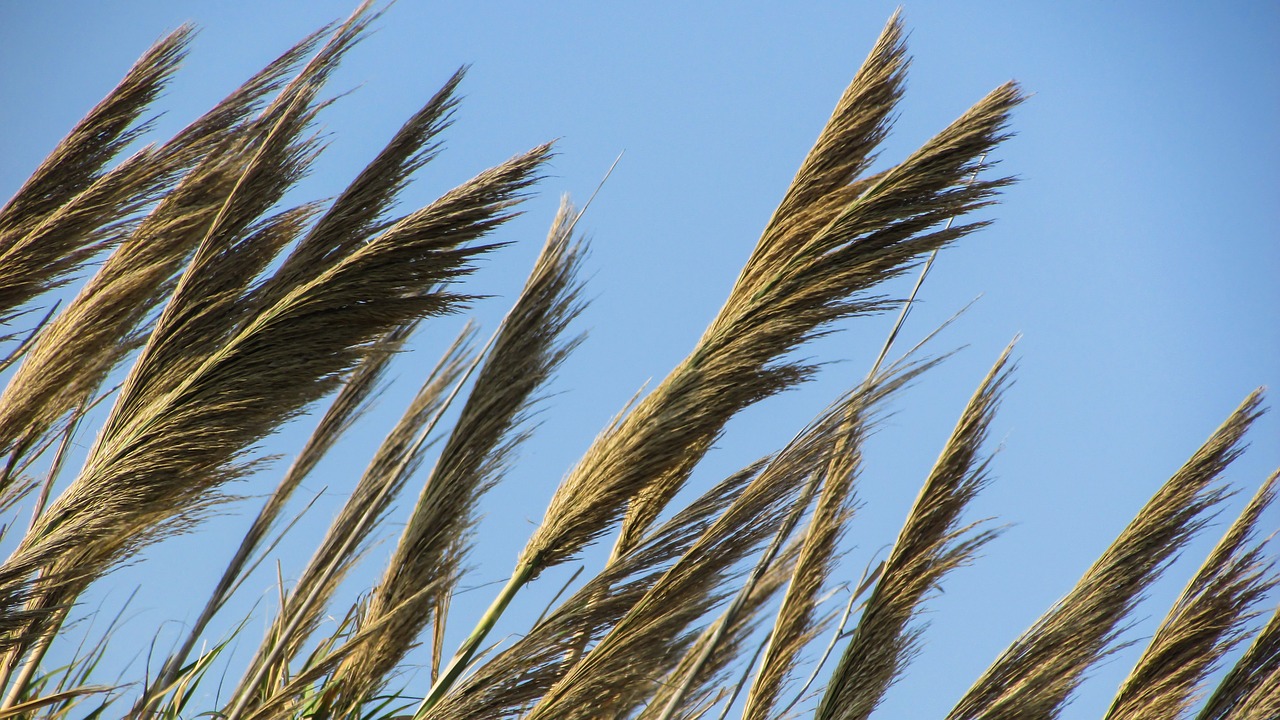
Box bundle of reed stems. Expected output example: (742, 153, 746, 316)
(0, 4, 1275, 719)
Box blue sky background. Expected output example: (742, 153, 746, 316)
(1, 2, 1277, 718)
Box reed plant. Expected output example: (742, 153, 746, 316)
(0, 4, 1275, 719)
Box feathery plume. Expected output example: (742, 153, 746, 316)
(742, 407, 865, 720)
(0, 27, 190, 316)
(134, 323, 416, 717)
(144, 60, 475, 702)
(947, 390, 1266, 719)
(325, 196, 587, 714)
(414, 14, 1022, 707)
(0, 2, 550, 680)
(422, 466, 766, 720)
(1196, 475, 1280, 720)
(668, 351, 936, 720)
(227, 328, 473, 717)
(522, 375, 927, 720)
(816, 345, 1013, 720)
(0, 23, 359, 481)
(640, 542, 803, 720)
(1105, 470, 1279, 720)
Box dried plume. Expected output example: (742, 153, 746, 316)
(1106, 469, 1279, 720)
(1209, 601, 1280, 720)
(947, 390, 1266, 719)
(249, 62, 466, 314)
(743, 398, 867, 720)
(0, 0, 551, 672)
(0, 26, 189, 317)
(814, 344, 1012, 720)
(523, 380, 919, 720)
(160, 59, 474, 704)
(0, 25, 330, 483)
(0, 18, 338, 656)
(0, 25, 328, 471)
(326, 196, 587, 712)
(1196, 479, 1280, 720)
(422, 466, 767, 720)
(136, 322, 416, 717)
(609, 19, 1021, 555)
(640, 542, 802, 720)
(664, 352, 935, 720)
(229, 329, 472, 716)
(413, 14, 1022, 710)
(517, 11, 1022, 593)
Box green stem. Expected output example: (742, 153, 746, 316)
(413, 561, 536, 718)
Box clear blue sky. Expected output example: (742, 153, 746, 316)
(1, 2, 1277, 717)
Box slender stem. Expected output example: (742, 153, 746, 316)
(867, 154, 985, 378)
(140, 411, 351, 716)
(716, 630, 772, 720)
(412, 561, 536, 718)
(27, 396, 92, 534)
(532, 566, 583, 630)
(0, 302, 59, 395)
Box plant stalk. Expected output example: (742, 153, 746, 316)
(412, 561, 536, 718)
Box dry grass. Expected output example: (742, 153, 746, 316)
(815, 344, 1014, 720)
(0, 4, 1275, 720)
(947, 391, 1266, 720)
